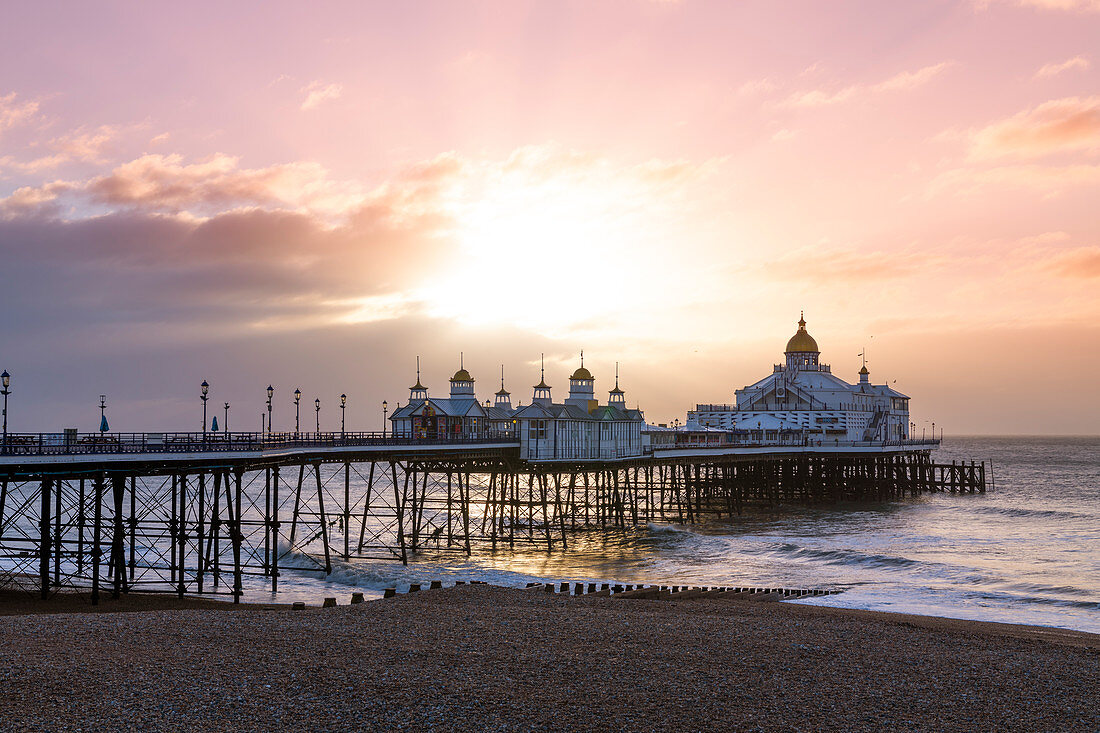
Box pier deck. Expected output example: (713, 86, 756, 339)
(0, 432, 982, 601)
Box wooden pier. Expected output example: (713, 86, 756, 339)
(0, 433, 984, 601)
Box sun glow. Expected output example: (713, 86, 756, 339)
(416, 150, 710, 337)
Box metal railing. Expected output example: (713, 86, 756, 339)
(647, 438, 941, 452)
(0, 430, 519, 457)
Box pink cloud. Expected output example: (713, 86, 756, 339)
(981, 0, 1100, 11)
(783, 63, 949, 108)
(969, 96, 1100, 159)
(1047, 246, 1100, 277)
(1034, 55, 1091, 78)
(300, 82, 343, 111)
(0, 91, 39, 133)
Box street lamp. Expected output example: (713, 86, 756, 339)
(224, 402, 230, 434)
(99, 395, 108, 433)
(1, 370, 10, 453)
(201, 380, 209, 435)
(266, 385, 274, 436)
(294, 388, 301, 435)
(340, 393, 347, 435)
(314, 397, 320, 433)
(382, 400, 388, 438)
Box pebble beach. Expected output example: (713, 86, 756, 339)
(1, 585, 1098, 732)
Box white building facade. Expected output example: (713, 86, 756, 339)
(389, 356, 646, 460)
(687, 315, 910, 443)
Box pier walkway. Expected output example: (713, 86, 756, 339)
(0, 432, 982, 602)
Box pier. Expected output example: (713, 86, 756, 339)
(0, 430, 982, 601)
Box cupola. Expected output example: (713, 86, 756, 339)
(532, 354, 552, 405)
(785, 312, 821, 370)
(495, 365, 512, 410)
(449, 353, 475, 397)
(566, 350, 596, 408)
(608, 362, 626, 407)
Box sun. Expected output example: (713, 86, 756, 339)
(417, 169, 643, 333)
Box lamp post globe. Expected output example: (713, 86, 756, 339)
(200, 380, 209, 435)
(0, 370, 10, 452)
(294, 388, 301, 435)
(266, 385, 274, 436)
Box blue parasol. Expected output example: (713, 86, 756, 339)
(211, 415, 219, 432)
(99, 415, 109, 432)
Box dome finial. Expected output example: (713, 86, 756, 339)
(799, 311, 806, 328)
(460, 351, 463, 370)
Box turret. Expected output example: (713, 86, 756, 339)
(409, 356, 428, 403)
(608, 362, 626, 408)
(532, 354, 552, 406)
(566, 351, 596, 409)
(449, 353, 475, 398)
(784, 312, 821, 370)
(494, 365, 512, 410)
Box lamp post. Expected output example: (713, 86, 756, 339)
(314, 397, 320, 433)
(201, 380, 209, 436)
(382, 400, 388, 438)
(932, 421, 935, 443)
(1, 370, 10, 453)
(294, 388, 301, 435)
(224, 402, 230, 434)
(340, 393, 347, 435)
(266, 385, 274, 436)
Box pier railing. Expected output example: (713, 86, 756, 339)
(0, 430, 519, 457)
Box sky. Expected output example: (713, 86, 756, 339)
(1, 0, 1098, 435)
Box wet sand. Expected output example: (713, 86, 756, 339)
(1, 585, 1097, 731)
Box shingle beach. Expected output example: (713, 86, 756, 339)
(1, 585, 1097, 732)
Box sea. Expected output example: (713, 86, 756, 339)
(259, 436, 1100, 634)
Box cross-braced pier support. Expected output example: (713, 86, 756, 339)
(0, 449, 984, 599)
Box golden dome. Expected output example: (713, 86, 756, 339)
(450, 369, 473, 382)
(859, 365, 869, 375)
(570, 367, 594, 381)
(785, 314, 819, 353)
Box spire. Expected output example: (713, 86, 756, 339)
(410, 356, 428, 401)
(534, 353, 550, 389)
(410, 356, 425, 390)
(532, 353, 552, 404)
(495, 364, 512, 408)
(609, 361, 625, 404)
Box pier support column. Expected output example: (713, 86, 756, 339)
(39, 479, 52, 600)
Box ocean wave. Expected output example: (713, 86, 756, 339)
(646, 522, 694, 535)
(965, 588, 1100, 611)
(770, 542, 920, 569)
(968, 505, 1092, 521)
